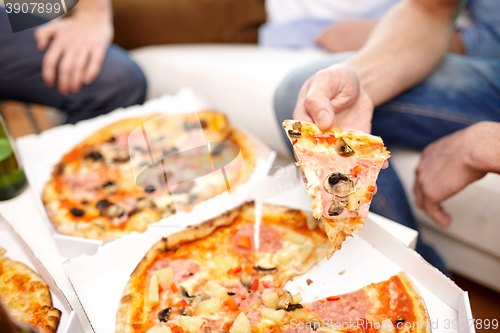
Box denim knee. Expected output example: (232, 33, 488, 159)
(95, 45, 147, 107)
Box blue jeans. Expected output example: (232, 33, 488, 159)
(0, 8, 147, 123)
(274, 53, 500, 276)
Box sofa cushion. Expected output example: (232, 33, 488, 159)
(112, 0, 266, 50)
(131, 44, 328, 155)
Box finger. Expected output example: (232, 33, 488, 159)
(84, 45, 107, 85)
(41, 39, 64, 88)
(69, 46, 90, 93)
(35, 24, 57, 51)
(382, 160, 389, 169)
(423, 199, 452, 227)
(413, 177, 424, 209)
(303, 72, 336, 130)
(293, 82, 314, 122)
(58, 47, 79, 95)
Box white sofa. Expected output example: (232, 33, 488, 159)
(131, 44, 500, 291)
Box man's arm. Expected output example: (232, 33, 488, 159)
(34, 0, 113, 95)
(314, 19, 465, 55)
(344, 0, 460, 107)
(414, 121, 500, 226)
(293, 0, 462, 131)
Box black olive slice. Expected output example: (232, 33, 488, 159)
(86, 152, 102, 160)
(286, 303, 304, 311)
(70, 208, 84, 217)
(96, 199, 110, 211)
(288, 130, 302, 138)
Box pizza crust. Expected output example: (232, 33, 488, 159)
(115, 202, 248, 333)
(0, 248, 61, 333)
(396, 272, 431, 333)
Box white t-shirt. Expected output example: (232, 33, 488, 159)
(266, 0, 402, 24)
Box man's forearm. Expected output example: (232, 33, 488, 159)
(344, 0, 461, 107)
(469, 122, 500, 175)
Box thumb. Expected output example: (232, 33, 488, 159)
(308, 97, 335, 131)
(303, 72, 336, 130)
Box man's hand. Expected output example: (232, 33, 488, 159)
(35, 12, 113, 95)
(314, 19, 377, 53)
(414, 122, 500, 227)
(293, 64, 374, 133)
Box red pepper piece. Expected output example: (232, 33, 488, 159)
(250, 279, 259, 291)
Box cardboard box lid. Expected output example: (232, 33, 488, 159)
(63, 171, 475, 333)
(16, 88, 275, 257)
(0, 215, 83, 333)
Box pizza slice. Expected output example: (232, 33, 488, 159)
(283, 120, 390, 258)
(258, 272, 430, 333)
(0, 247, 61, 333)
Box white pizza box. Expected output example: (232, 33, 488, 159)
(62, 170, 474, 333)
(0, 215, 83, 333)
(15, 88, 276, 258)
(249, 164, 419, 250)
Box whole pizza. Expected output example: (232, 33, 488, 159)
(43, 111, 256, 241)
(115, 202, 430, 333)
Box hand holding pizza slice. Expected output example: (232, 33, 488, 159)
(283, 120, 390, 258)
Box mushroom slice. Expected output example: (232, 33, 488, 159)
(293, 122, 302, 132)
(328, 201, 346, 217)
(288, 121, 303, 138)
(276, 291, 293, 310)
(324, 173, 356, 197)
(101, 204, 125, 219)
(254, 266, 278, 275)
(335, 138, 355, 157)
(178, 286, 195, 302)
(158, 308, 172, 322)
(240, 271, 252, 288)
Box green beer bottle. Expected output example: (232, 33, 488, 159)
(0, 112, 27, 200)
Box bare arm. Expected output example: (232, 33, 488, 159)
(448, 30, 466, 55)
(294, 0, 462, 131)
(414, 122, 500, 226)
(315, 19, 465, 55)
(35, 0, 113, 95)
(344, 0, 461, 107)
